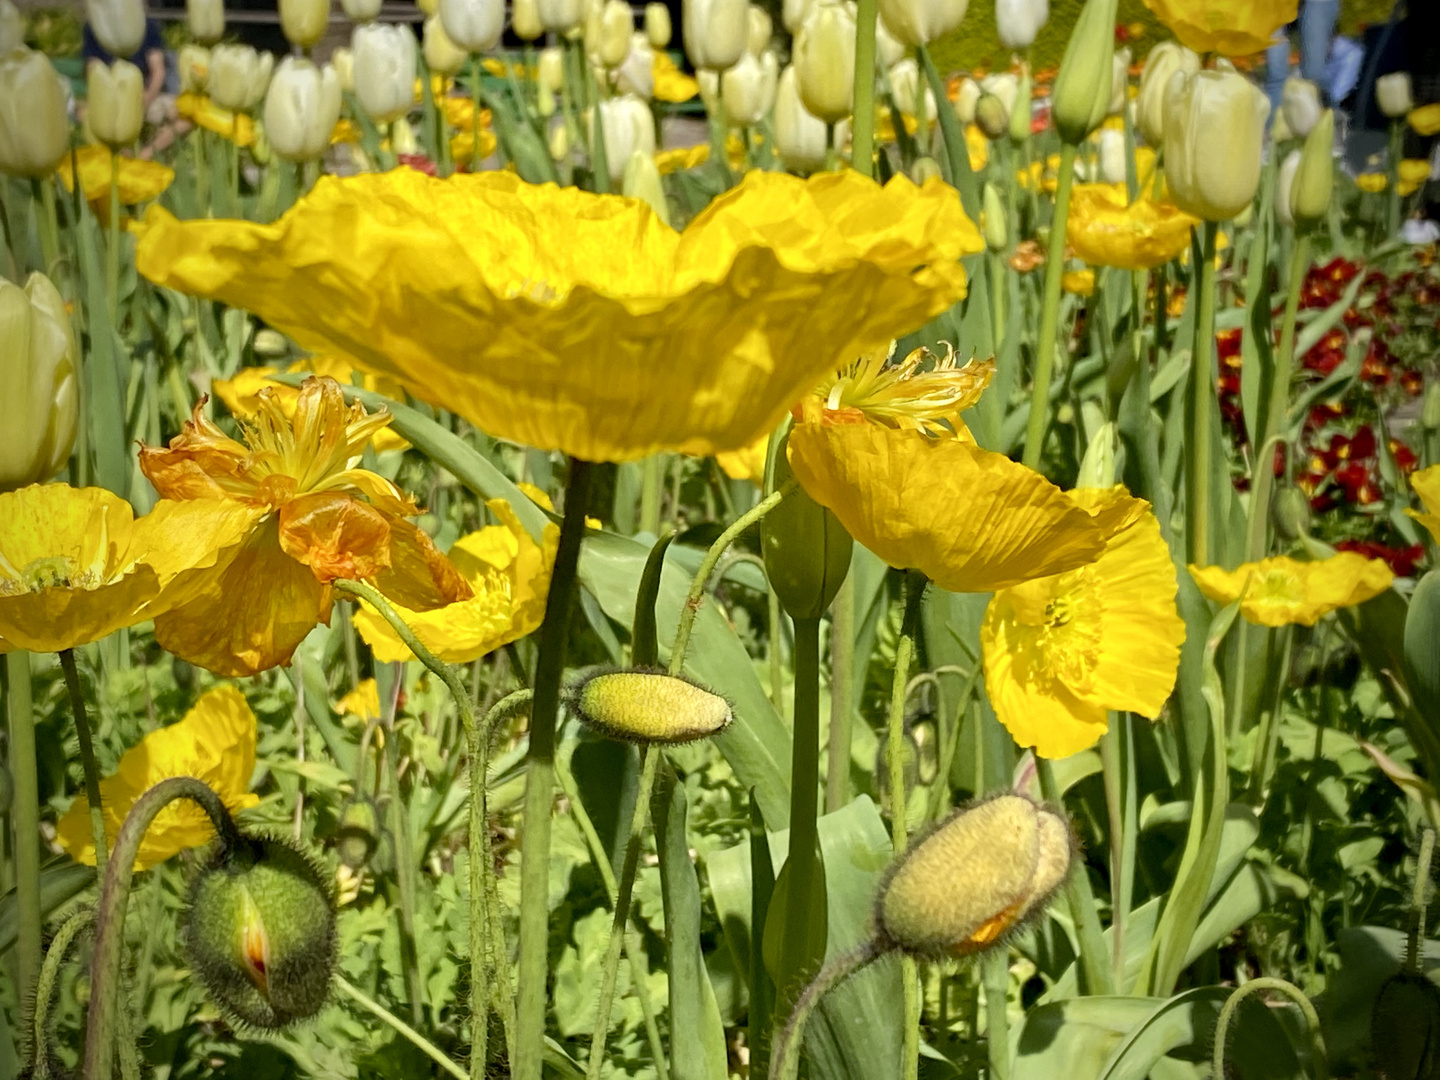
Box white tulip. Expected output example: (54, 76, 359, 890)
(645, 3, 671, 47)
(331, 45, 354, 91)
(538, 45, 565, 90)
(875, 13, 907, 67)
(279, 0, 330, 50)
(697, 66, 719, 112)
(979, 72, 1017, 115)
(614, 32, 655, 98)
(342, 0, 384, 21)
(352, 22, 416, 123)
(440, 0, 503, 52)
(889, 58, 935, 122)
(1275, 149, 1300, 227)
(1097, 126, 1126, 184)
(722, 48, 777, 125)
(995, 0, 1047, 51)
(538, 0, 585, 34)
(877, 0, 967, 48)
(390, 115, 419, 153)
(683, 0, 747, 71)
(0, 0, 22, 53)
(513, 0, 545, 39)
(178, 44, 210, 93)
(263, 56, 342, 161)
(1280, 76, 1321, 138)
(774, 63, 845, 170)
(793, 0, 854, 122)
(953, 75, 980, 123)
(747, 4, 772, 55)
(589, 0, 633, 67)
(1135, 40, 1198, 147)
(87, 58, 144, 148)
(622, 149, 669, 224)
(209, 44, 273, 111)
(590, 93, 655, 184)
(423, 14, 469, 74)
(0, 48, 69, 178)
(86, 0, 144, 59)
(186, 0, 224, 44)
(1162, 67, 1270, 221)
(1375, 72, 1413, 119)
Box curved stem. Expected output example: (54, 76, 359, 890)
(6, 651, 41, 1025)
(1212, 977, 1326, 1080)
(84, 777, 243, 1080)
(770, 939, 888, 1080)
(32, 906, 95, 1076)
(335, 974, 468, 1080)
(668, 480, 793, 676)
(59, 649, 109, 872)
(515, 457, 596, 1080)
(1022, 141, 1079, 471)
(1186, 220, 1219, 565)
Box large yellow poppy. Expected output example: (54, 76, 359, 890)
(1066, 183, 1197, 270)
(134, 169, 975, 463)
(138, 376, 469, 675)
(1141, 0, 1297, 56)
(1188, 553, 1393, 627)
(0, 484, 252, 654)
(982, 488, 1184, 759)
(55, 685, 260, 871)
(1408, 465, 1440, 543)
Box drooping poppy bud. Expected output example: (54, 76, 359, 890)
(572, 669, 732, 744)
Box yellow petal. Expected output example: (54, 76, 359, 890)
(135, 170, 978, 463)
(58, 145, 174, 206)
(1140, 0, 1297, 56)
(1066, 183, 1198, 271)
(1410, 465, 1440, 543)
(1188, 552, 1394, 627)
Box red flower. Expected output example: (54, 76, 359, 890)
(1336, 539, 1426, 577)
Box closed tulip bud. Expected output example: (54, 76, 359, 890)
(747, 4, 772, 54)
(390, 115, 419, 153)
(1162, 67, 1269, 221)
(622, 148, 669, 224)
(684, 0, 747, 70)
(352, 22, 416, 123)
(762, 428, 852, 620)
(210, 44, 273, 111)
(1009, 72, 1031, 141)
(263, 56, 342, 162)
(548, 118, 570, 160)
(1050, 0, 1118, 144)
(878, 0, 966, 47)
(590, 93, 654, 184)
(910, 155, 942, 182)
(722, 48, 777, 124)
(953, 75, 980, 124)
(995, 0, 1047, 50)
(1375, 72, 1413, 119)
(615, 32, 655, 97)
(1280, 76, 1321, 138)
(1289, 107, 1333, 223)
(645, 2, 671, 46)
(1135, 39, 1197, 146)
(280, 0, 330, 50)
(440, 0, 503, 52)
(513, 0, 544, 38)
(573, 670, 730, 743)
(874, 14, 906, 66)
(774, 62, 834, 170)
(1271, 486, 1311, 542)
(0, 0, 21, 53)
(187, 0, 224, 44)
(979, 70, 1017, 115)
(974, 93, 1009, 138)
(794, 0, 854, 123)
(982, 182, 1007, 251)
(86, 0, 144, 60)
(536, 80, 556, 115)
(782, 0, 809, 33)
(178, 44, 210, 93)
(87, 58, 144, 148)
(1108, 47, 1130, 115)
(593, 0, 633, 67)
(0, 273, 78, 492)
(1270, 105, 1292, 142)
(342, 0, 383, 20)
(184, 836, 337, 1030)
(422, 15, 468, 74)
(538, 45, 565, 90)
(538, 0, 584, 33)
(889, 58, 935, 122)
(331, 46, 354, 91)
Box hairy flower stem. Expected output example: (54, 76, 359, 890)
(514, 457, 595, 1080)
(886, 572, 926, 1080)
(336, 975, 469, 1079)
(1022, 141, 1078, 471)
(850, 0, 877, 177)
(31, 906, 95, 1075)
(1212, 977, 1326, 1080)
(770, 939, 887, 1080)
(1186, 220, 1220, 565)
(5, 651, 41, 1022)
(59, 649, 110, 872)
(84, 777, 243, 1080)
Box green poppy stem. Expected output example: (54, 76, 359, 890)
(1021, 141, 1078, 471)
(1036, 758, 1113, 995)
(825, 573, 855, 813)
(514, 457, 595, 1080)
(1186, 220, 1220, 565)
(770, 939, 887, 1080)
(31, 906, 96, 1068)
(981, 949, 1010, 1080)
(58, 648, 109, 873)
(5, 651, 41, 1034)
(850, 0, 878, 178)
(1212, 978, 1326, 1080)
(335, 975, 469, 1080)
(84, 777, 243, 1080)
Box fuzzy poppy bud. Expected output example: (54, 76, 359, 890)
(334, 797, 381, 869)
(573, 670, 732, 743)
(764, 428, 852, 620)
(1271, 485, 1311, 542)
(184, 836, 337, 1030)
(876, 794, 1071, 958)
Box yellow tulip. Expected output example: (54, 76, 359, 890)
(1409, 465, 1440, 543)
(58, 145, 174, 209)
(982, 488, 1184, 759)
(1356, 173, 1387, 194)
(653, 49, 700, 102)
(1398, 158, 1431, 197)
(54, 686, 260, 871)
(1410, 103, 1440, 138)
(1066, 182, 1197, 270)
(137, 377, 470, 675)
(177, 92, 258, 146)
(1141, 0, 1297, 57)
(1062, 268, 1095, 296)
(135, 170, 975, 464)
(1188, 553, 1393, 627)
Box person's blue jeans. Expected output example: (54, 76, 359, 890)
(1266, 0, 1342, 108)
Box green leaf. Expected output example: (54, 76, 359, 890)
(632, 532, 677, 668)
(0, 861, 95, 956)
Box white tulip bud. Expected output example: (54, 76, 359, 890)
(615, 32, 655, 97)
(590, 93, 655, 184)
(440, 0, 504, 52)
(793, 0, 854, 123)
(263, 55, 342, 161)
(877, 0, 967, 48)
(186, 0, 225, 44)
(995, 0, 1047, 51)
(722, 47, 777, 125)
(513, 0, 545, 39)
(1375, 72, 1412, 119)
(210, 44, 273, 111)
(747, 4, 772, 55)
(280, 0, 331, 50)
(683, 0, 747, 71)
(1281, 76, 1321, 138)
(423, 14, 469, 74)
(86, 0, 145, 60)
(87, 58, 144, 148)
(352, 21, 417, 124)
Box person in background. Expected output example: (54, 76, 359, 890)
(1266, 0, 1343, 109)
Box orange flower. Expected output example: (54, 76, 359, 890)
(139, 376, 468, 674)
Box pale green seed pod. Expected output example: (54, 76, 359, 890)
(573, 670, 732, 744)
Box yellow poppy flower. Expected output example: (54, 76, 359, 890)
(981, 488, 1184, 759)
(414, 73, 453, 102)
(135, 170, 975, 464)
(354, 498, 556, 662)
(1188, 553, 1394, 627)
(439, 97, 492, 131)
(58, 145, 174, 207)
(1398, 159, 1431, 197)
(330, 118, 363, 145)
(1408, 464, 1440, 543)
(338, 677, 383, 722)
(655, 143, 710, 174)
(1410, 104, 1440, 138)
(449, 127, 500, 162)
(0, 484, 253, 654)
(653, 50, 699, 103)
(1062, 269, 1095, 296)
(786, 347, 1107, 592)
(177, 93, 256, 146)
(214, 357, 411, 453)
(1066, 183, 1198, 270)
(138, 376, 469, 676)
(716, 434, 769, 484)
(1356, 173, 1387, 194)
(1140, 0, 1297, 56)
(55, 685, 260, 871)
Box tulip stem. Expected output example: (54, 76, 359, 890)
(31, 178, 62, 284)
(84, 777, 244, 1080)
(1185, 220, 1219, 565)
(514, 457, 596, 1080)
(1021, 141, 1078, 472)
(770, 938, 888, 1080)
(850, 0, 878, 177)
(58, 648, 110, 874)
(5, 651, 41, 1039)
(1386, 120, 1402, 237)
(106, 153, 121, 326)
(335, 975, 469, 1080)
